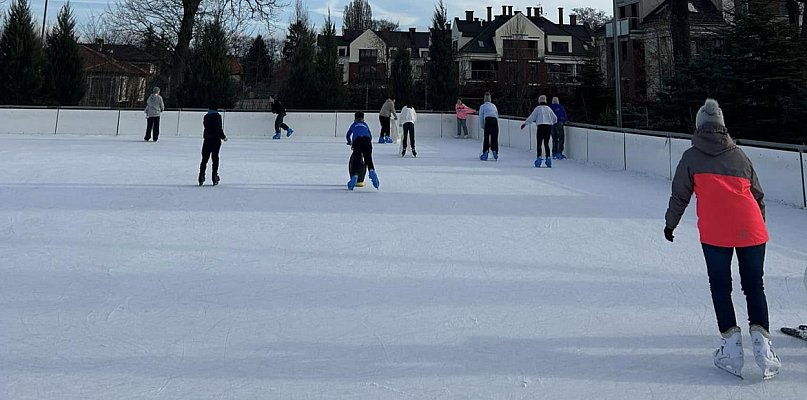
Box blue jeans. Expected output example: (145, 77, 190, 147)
(702, 243, 769, 333)
(457, 119, 469, 136)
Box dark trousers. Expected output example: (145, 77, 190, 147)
(350, 136, 375, 173)
(702, 243, 770, 333)
(536, 124, 552, 158)
(379, 116, 391, 138)
(483, 117, 499, 153)
(274, 114, 289, 133)
(552, 122, 565, 154)
(199, 139, 222, 179)
(402, 122, 415, 150)
(145, 117, 160, 141)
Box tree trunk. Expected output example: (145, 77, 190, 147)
(670, 0, 690, 75)
(167, 0, 202, 105)
(786, 0, 800, 28)
(801, 1, 807, 39)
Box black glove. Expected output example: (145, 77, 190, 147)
(664, 227, 675, 242)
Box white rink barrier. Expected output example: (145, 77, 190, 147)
(560, 124, 807, 208)
(2, 107, 805, 208)
(0, 108, 451, 138)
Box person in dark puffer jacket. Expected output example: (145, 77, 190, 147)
(664, 98, 780, 379)
(198, 101, 227, 186)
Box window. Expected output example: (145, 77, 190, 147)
(478, 40, 485, 48)
(420, 50, 429, 59)
(338, 47, 346, 57)
(551, 42, 569, 53)
(359, 65, 377, 74)
(549, 64, 574, 83)
(359, 49, 378, 58)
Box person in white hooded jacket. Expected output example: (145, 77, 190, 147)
(144, 86, 165, 141)
(399, 105, 418, 157)
(521, 95, 557, 168)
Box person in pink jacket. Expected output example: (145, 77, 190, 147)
(455, 98, 476, 139)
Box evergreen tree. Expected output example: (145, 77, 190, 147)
(315, 12, 347, 109)
(427, 0, 457, 111)
(44, 3, 85, 106)
(176, 19, 237, 108)
(343, 0, 372, 32)
(0, 0, 44, 105)
(574, 49, 611, 124)
(390, 46, 413, 106)
(242, 35, 273, 97)
(281, 0, 317, 108)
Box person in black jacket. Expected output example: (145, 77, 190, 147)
(199, 101, 227, 186)
(269, 95, 294, 139)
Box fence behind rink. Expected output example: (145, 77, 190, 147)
(1, 106, 805, 208)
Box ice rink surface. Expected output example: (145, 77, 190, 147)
(1, 134, 806, 399)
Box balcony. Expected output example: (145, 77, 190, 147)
(502, 48, 540, 60)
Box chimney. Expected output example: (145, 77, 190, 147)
(527, 7, 532, 17)
(508, 6, 514, 15)
(465, 10, 474, 21)
(570, 14, 577, 26)
(501, 5, 507, 16)
(537, 6, 543, 16)
(558, 7, 564, 25)
(409, 27, 416, 34)
(487, 6, 493, 21)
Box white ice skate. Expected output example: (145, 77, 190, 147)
(750, 325, 780, 380)
(713, 326, 744, 379)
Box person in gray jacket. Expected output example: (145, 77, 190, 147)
(144, 87, 165, 141)
(379, 96, 397, 144)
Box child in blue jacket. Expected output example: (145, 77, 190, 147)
(346, 112, 380, 190)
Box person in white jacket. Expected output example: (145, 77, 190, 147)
(521, 95, 557, 168)
(399, 104, 418, 157)
(144, 86, 165, 142)
(478, 92, 499, 160)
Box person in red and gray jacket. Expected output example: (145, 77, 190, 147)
(664, 98, 780, 379)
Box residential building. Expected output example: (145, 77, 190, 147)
(326, 28, 431, 85)
(596, 0, 788, 100)
(452, 6, 595, 87)
(79, 40, 161, 107)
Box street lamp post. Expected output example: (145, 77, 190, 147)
(612, 0, 623, 128)
(40, 0, 49, 39)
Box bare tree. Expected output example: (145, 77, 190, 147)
(343, 0, 372, 31)
(80, 11, 126, 43)
(571, 7, 610, 30)
(107, 0, 283, 103)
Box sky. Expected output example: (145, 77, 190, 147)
(17, 0, 614, 38)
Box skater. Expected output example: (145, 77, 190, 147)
(346, 112, 379, 190)
(144, 86, 164, 141)
(478, 92, 499, 161)
(379, 95, 397, 143)
(455, 98, 475, 138)
(198, 101, 227, 186)
(399, 104, 417, 157)
(521, 95, 557, 168)
(549, 97, 568, 159)
(269, 95, 294, 139)
(664, 98, 780, 379)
